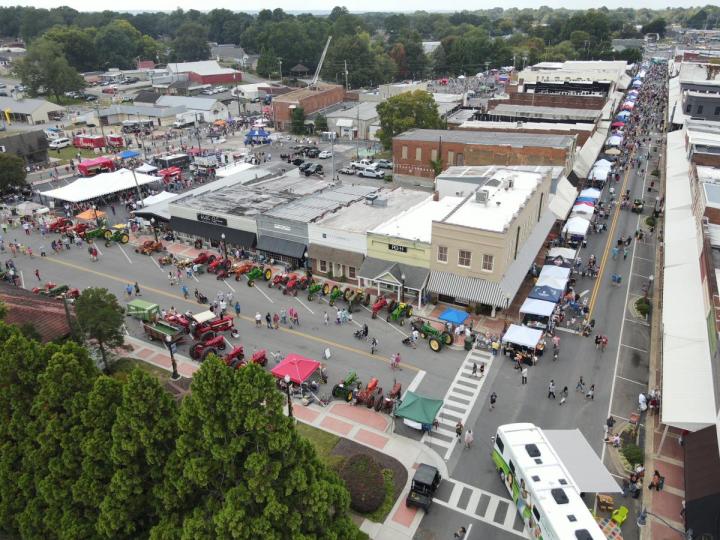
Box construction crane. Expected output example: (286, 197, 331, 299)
(309, 36, 332, 90)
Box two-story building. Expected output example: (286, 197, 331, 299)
(271, 83, 346, 131)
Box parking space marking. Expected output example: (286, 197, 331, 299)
(19, 271, 24, 289)
(93, 244, 103, 256)
(295, 296, 315, 315)
(192, 274, 200, 282)
(151, 257, 165, 273)
(224, 280, 235, 292)
(117, 244, 133, 264)
(359, 304, 409, 337)
(616, 375, 647, 387)
(251, 282, 274, 304)
(620, 343, 648, 353)
(405, 369, 426, 395)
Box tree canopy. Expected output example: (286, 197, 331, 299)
(377, 90, 443, 150)
(12, 37, 84, 102)
(74, 287, 124, 372)
(171, 21, 210, 62)
(0, 154, 27, 192)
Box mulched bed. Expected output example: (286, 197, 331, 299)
(331, 438, 408, 500)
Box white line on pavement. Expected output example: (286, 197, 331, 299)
(224, 280, 235, 292)
(117, 244, 133, 264)
(620, 344, 648, 353)
(19, 271, 25, 289)
(360, 304, 409, 337)
(252, 282, 274, 304)
(151, 257, 165, 273)
(295, 296, 314, 315)
(465, 523, 473, 540)
(405, 369, 426, 396)
(192, 273, 199, 282)
(616, 375, 647, 386)
(93, 244, 103, 257)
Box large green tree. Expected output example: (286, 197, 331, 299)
(12, 37, 84, 102)
(93, 19, 143, 69)
(152, 359, 360, 539)
(0, 153, 27, 191)
(256, 47, 279, 79)
(171, 21, 210, 62)
(44, 25, 97, 72)
(291, 107, 306, 135)
(74, 287, 124, 372)
(98, 369, 177, 539)
(642, 18, 667, 37)
(377, 90, 443, 150)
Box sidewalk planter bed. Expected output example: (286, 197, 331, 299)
(621, 443, 644, 467)
(645, 216, 656, 228)
(339, 454, 386, 513)
(635, 297, 651, 318)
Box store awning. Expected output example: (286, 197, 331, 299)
(257, 236, 306, 259)
(573, 122, 609, 178)
(43, 168, 161, 203)
(427, 271, 504, 307)
(520, 298, 556, 318)
(168, 216, 256, 247)
(684, 426, 720, 535)
(270, 354, 321, 385)
(501, 324, 543, 349)
(499, 211, 556, 307)
(140, 191, 176, 207)
(545, 429, 621, 493)
(548, 176, 577, 220)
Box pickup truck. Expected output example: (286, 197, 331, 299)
(350, 159, 374, 169)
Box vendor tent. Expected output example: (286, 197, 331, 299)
(117, 150, 140, 159)
(529, 284, 564, 303)
(536, 274, 568, 291)
(606, 135, 623, 146)
(270, 354, 321, 385)
(588, 167, 610, 181)
(438, 308, 468, 326)
(502, 324, 543, 349)
(580, 188, 602, 200)
(75, 208, 106, 220)
(575, 197, 596, 204)
(135, 163, 158, 174)
(42, 169, 161, 203)
(539, 265, 571, 281)
(140, 191, 176, 207)
(571, 204, 595, 217)
(394, 391, 443, 426)
(545, 247, 577, 267)
(520, 298, 556, 318)
(604, 147, 622, 156)
(616, 111, 630, 119)
(15, 201, 49, 216)
(562, 216, 591, 237)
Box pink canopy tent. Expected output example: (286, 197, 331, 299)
(611, 121, 625, 128)
(271, 354, 321, 384)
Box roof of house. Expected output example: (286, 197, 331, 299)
(262, 185, 377, 223)
(167, 60, 238, 77)
(393, 128, 576, 150)
(0, 283, 73, 342)
(369, 195, 461, 243)
(155, 95, 222, 111)
(0, 96, 64, 115)
(211, 44, 247, 59)
(325, 102, 378, 121)
(488, 103, 601, 121)
(133, 90, 161, 104)
(99, 105, 184, 118)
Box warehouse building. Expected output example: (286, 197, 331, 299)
(0, 96, 64, 125)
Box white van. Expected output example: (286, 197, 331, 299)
(48, 137, 71, 149)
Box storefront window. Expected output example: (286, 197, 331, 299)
(319, 260, 327, 272)
(348, 266, 356, 279)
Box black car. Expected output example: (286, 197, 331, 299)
(291, 157, 305, 166)
(304, 163, 323, 176)
(406, 464, 441, 512)
(299, 162, 312, 172)
(305, 147, 320, 158)
(84, 94, 97, 101)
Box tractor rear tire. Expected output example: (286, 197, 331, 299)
(343, 288, 352, 301)
(217, 341, 226, 351)
(200, 348, 217, 362)
(442, 332, 453, 346)
(264, 268, 272, 280)
(429, 337, 442, 352)
(103, 229, 112, 240)
(322, 283, 330, 295)
(248, 279, 254, 287)
(345, 390, 353, 402)
(190, 347, 199, 360)
(199, 331, 215, 341)
(374, 398, 383, 411)
(121, 234, 129, 244)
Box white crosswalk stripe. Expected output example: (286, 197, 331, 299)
(421, 347, 493, 459)
(432, 478, 528, 538)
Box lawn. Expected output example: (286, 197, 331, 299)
(109, 357, 171, 385)
(296, 422, 345, 470)
(49, 145, 100, 164)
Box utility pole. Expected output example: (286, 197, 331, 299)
(355, 101, 360, 159)
(195, 113, 202, 152)
(278, 59, 283, 84)
(344, 60, 349, 92)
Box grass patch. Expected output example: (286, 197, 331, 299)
(364, 469, 395, 523)
(47, 95, 86, 106)
(109, 357, 171, 385)
(49, 146, 100, 164)
(295, 422, 344, 469)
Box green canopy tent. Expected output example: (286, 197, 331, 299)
(394, 391, 443, 430)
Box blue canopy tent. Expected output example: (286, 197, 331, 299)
(439, 308, 468, 326)
(244, 128, 271, 145)
(117, 150, 140, 159)
(529, 284, 563, 303)
(632, 80, 642, 88)
(576, 196, 596, 204)
(616, 111, 630, 119)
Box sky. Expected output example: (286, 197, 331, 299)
(0, 0, 710, 11)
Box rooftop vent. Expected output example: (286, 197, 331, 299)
(365, 193, 379, 204)
(476, 189, 489, 204)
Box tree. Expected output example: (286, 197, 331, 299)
(256, 47, 278, 78)
(98, 369, 177, 539)
(0, 154, 27, 191)
(93, 19, 143, 69)
(44, 25, 97, 72)
(376, 90, 443, 150)
(151, 359, 361, 539)
(314, 114, 328, 133)
(74, 288, 124, 372)
(291, 107, 306, 135)
(12, 37, 84, 102)
(171, 21, 210, 62)
(642, 17, 667, 37)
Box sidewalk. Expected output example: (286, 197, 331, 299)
(123, 334, 200, 378)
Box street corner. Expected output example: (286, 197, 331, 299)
(329, 402, 391, 432)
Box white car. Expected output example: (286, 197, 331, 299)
(357, 167, 384, 179)
(318, 150, 332, 159)
(48, 137, 71, 149)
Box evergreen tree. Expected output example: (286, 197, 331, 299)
(291, 107, 306, 135)
(314, 114, 328, 133)
(256, 47, 279, 78)
(98, 369, 177, 539)
(74, 287, 124, 372)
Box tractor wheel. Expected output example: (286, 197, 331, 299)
(104, 241, 111, 247)
(429, 337, 442, 352)
(121, 234, 129, 244)
(366, 395, 375, 408)
(442, 332, 453, 346)
(374, 398, 383, 411)
(399, 318, 405, 326)
(223, 259, 231, 269)
(199, 331, 215, 341)
(217, 341, 227, 351)
(103, 229, 112, 240)
(200, 348, 217, 362)
(207, 255, 216, 264)
(345, 390, 353, 402)
(343, 288, 352, 301)
(248, 279, 255, 287)
(407, 307, 413, 317)
(264, 268, 272, 280)
(235, 274, 241, 281)
(322, 283, 330, 295)
(189, 347, 199, 360)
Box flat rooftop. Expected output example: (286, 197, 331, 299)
(489, 103, 601, 121)
(314, 188, 430, 233)
(273, 83, 342, 103)
(262, 184, 378, 223)
(459, 120, 594, 132)
(394, 128, 575, 150)
(369, 195, 461, 244)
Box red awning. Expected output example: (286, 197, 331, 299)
(158, 167, 182, 178)
(270, 354, 321, 384)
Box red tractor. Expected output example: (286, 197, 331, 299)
(354, 378, 381, 408)
(224, 346, 268, 369)
(48, 217, 73, 233)
(371, 296, 388, 319)
(68, 222, 91, 238)
(269, 272, 291, 289)
(375, 381, 402, 413)
(190, 310, 235, 340)
(230, 261, 254, 278)
(193, 252, 216, 266)
(32, 282, 57, 294)
(189, 334, 227, 361)
(208, 257, 232, 274)
(164, 312, 192, 333)
(283, 274, 309, 296)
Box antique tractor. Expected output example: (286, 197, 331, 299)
(158, 254, 177, 266)
(191, 313, 235, 340)
(371, 296, 388, 318)
(283, 274, 309, 296)
(164, 312, 192, 333)
(48, 217, 73, 233)
(354, 378, 381, 408)
(230, 261, 255, 278)
(269, 272, 291, 289)
(224, 346, 268, 369)
(343, 288, 369, 313)
(208, 257, 232, 274)
(332, 371, 360, 402)
(189, 334, 227, 361)
(307, 279, 324, 301)
(103, 227, 130, 245)
(245, 265, 273, 287)
(135, 239, 162, 254)
(387, 302, 413, 325)
(375, 381, 402, 413)
(323, 284, 344, 306)
(410, 318, 453, 352)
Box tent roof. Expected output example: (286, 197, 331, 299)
(580, 188, 602, 199)
(539, 265, 570, 281)
(43, 168, 161, 203)
(141, 191, 176, 207)
(438, 308, 468, 325)
(529, 284, 563, 303)
(520, 298, 556, 317)
(75, 208, 106, 220)
(547, 247, 577, 261)
(290, 63, 309, 72)
(118, 150, 140, 159)
(536, 274, 567, 290)
(501, 324, 543, 348)
(270, 354, 320, 385)
(394, 391, 443, 425)
(562, 216, 590, 236)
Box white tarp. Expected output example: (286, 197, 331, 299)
(545, 429, 621, 493)
(539, 265, 571, 281)
(562, 216, 591, 237)
(548, 176, 577, 220)
(135, 163, 158, 174)
(571, 204, 595, 217)
(520, 298, 556, 318)
(547, 247, 577, 261)
(140, 191, 176, 207)
(15, 201, 49, 215)
(43, 168, 161, 203)
(502, 324, 543, 349)
(536, 274, 567, 290)
(593, 159, 613, 170)
(580, 188, 602, 199)
(606, 134, 623, 146)
(588, 167, 610, 181)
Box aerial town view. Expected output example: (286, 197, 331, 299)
(0, 1, 717, 538)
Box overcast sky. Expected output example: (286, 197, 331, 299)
(2, 0, 708, 11)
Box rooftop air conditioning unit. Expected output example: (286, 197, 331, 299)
(476, 189, 489, 204)
(365, 193, 378, 204)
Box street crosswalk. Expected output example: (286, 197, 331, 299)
(422, 347, 492, 459)
(432, 477, 528, 538)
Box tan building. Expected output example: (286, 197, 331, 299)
(426, 167, 557, 314)
(272, 83, 345, 131)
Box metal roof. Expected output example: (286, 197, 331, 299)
(393, 128, 575, 149)
(156, 95, 222, 111)
(489, 103, 601, 121)
(326, 102, 378, 121)
(263, 184, 377, 223)
(0, 96, 63, 115)
(99, 105, 184, 117)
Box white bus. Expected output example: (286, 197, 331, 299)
(492, 423, 607, 540)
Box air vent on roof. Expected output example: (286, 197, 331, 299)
(525, 444, 541, 458)
(568, 515, 577, 522)
(534, 458, 542, 464)
(531, 475, 540, 482)
(559, 478, 568, 485)
(551, 488, 569, 505)
(575, 530, 593, 540)
(476, 190, 489, 204)
(365, 193, 378, 204)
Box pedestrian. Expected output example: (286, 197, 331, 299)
(273, 312, 280, 329)
(559, 386, 568, 405)
(281, 308, 288, 325)
(134, 281, 141, 296)
(255, 312, 262, 327)
(455, 421, 463, 439)
(521, 366, 528, 385)
(611, 246, 619, 260)
(552, 335, 560, 350)
(412, 328, 419, 349)
(234, 301, 241, 317)
(623, 247, 629, 260)
(370, 337, 378, 354)
(464, 429, 474, 449)
(126, 284, 133, 298)
(181, 284, 189, 299)
(168, 271, 175, 286)
(265, 312, 272, 329)
(576, 376, 586, 393)
(323, 311, 328, 325)
(595, 334, 602, 349)
(489, 391, 497, 410)
(34, 268, 40, 281)
(548, 379, 556, 399)
(454, 526, 467, 539)
(586, 384, 595, 400)
(471, 362, 477, 377)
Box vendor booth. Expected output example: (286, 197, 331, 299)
(580, 188, 602, 200)
(438, 308, 468, 326)
(43, 169, 161, 204)
(501, 324, 545, 362)
(519, 298, 556, 329)
(562, 216, 591, 246)
(605, 134, 623, 147)
(545, 247, 577, 267)
(571, 204, 595, 218)
(14, 201, 49, 216)
(135, 163, 158, 174)
(78, 157, 115, 177)
(158, 167, 182, 184)
(270, 354, 321, 385)
(538, 265, 571, 282)
(244, 128, 271, 145)
(117, 149, 140, 160)
(529, 284, 565, 303)
(394, 391, 443, 432)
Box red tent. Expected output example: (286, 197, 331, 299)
(271, 354, 320, 384)
(611, 121, 625, 128)
(158, 167, 182, 183)
(78, 157, 115, 177)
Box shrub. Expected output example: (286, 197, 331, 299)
(622, 443, 644, 466)
(635, 297, 651, 317)
(651, 169, 660, 177)
(338, 454, 386, 514)
(645, 216, 656, 228)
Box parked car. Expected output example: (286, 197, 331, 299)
(357, 167, 384, 179)
(84, 94, 97, 101)
(339, 166, 355, 175)
(305, 148, 320, 158)
(291, 157, 305, 166)
(350, 159, 374, 169)
(305, 163, 323, 176)
(375, 159, 393, 169)
(299, 162, 313, 172)
(49, 138, 71, 149)
(318, 150, 332, 159)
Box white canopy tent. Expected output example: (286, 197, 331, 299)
(15, 201, 50, 215)
(562, 216, 591, 237)
(547, 247, 577, 261)
(539, 265, 571, 281)
(588, 167, 610, 182)
(606, 134, 623, 146)
(593, 159, 613, 170)
(580, 188, 602, 199)
(42, 169, 161, 203)
(536, 274, 568, 291)
(519, 298, 556, 318)
(135, 163, 158, 174)
(502, 324, 544, 349)
(140, 191, 176, 207)
(571, 204, 595, 217)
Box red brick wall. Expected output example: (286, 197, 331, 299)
(392, 138, 572, 179)
(693, 153, 720, 168)
(188, 72, 241, 85)
(456, 125, 591, 146)
(273, 85, 345, 129)
(488, 93, 606, 110)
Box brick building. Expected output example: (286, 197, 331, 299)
(487, 92, 607, 111)
(392, 129, 576, 185)
(167, 61, 241, 85)
(271, 83, 345, 131)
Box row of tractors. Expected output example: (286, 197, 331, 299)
(331, 371, 403, 413)
(48, 216, 130, 247)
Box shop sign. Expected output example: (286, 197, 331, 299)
(388, 244, 407, 253)
(197, 213, 227, 226)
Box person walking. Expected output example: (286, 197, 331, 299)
(273, 312, 280, 329)
(479, 363, 485, 378)
(521, 366, 528, 385)
(323, 311, 329, 325)
(168, 271, 175, 286)
(548, 380, 556, 399)
(471, 362, 478, 377)
(455, 421, 463, 439)
(255, 312, 262, 328)
(134, 282, 141, 296)
(265, 312, 272, 329)
(370, 337, 378, 355)
(576, 376, 586, 393)
(126, 284, 133, 298)
(489, 391, 497, 410)
(464, 429, 474, 449)
(181, 284, 189, 299)
(234, 301, 241, 317)
(559, 386, 569, 405)
(34, 268, 40, 281)
(586, 384, 595, 400)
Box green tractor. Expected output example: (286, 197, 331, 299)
(410, 318, 453, 353)
(246, 266, 273, 287)
(307, 279, 324, 301)
(387, 301, 413, 325)
(84, 227, 108, 241)
(343, 288, 371, 313)
(323, 284, 344, 306)
(332, 372, 360, 402)
(103, 227, 130, 247)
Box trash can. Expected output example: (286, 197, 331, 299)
(464, 336, 473, 351)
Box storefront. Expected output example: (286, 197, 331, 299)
(307, 244, 364, 284)
(357, 257, 429, 308)
(169, 213, 256, 249)
(256, 235, 307, 267)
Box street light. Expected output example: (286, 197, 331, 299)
(165, 334, 180, 381)
(303, 250, 309, 269)
(637, 508, 692, 539)
(150, 217, 158, 242)
(284, 374, 294, 419)
(92, 204, 100, 227)
(220, 232, 227, 260)
(400, 272, 406, 304)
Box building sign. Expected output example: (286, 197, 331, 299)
(388, 244, 407, 253)
(274, 224, 291, 231)
(197, 213, 227, 226)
